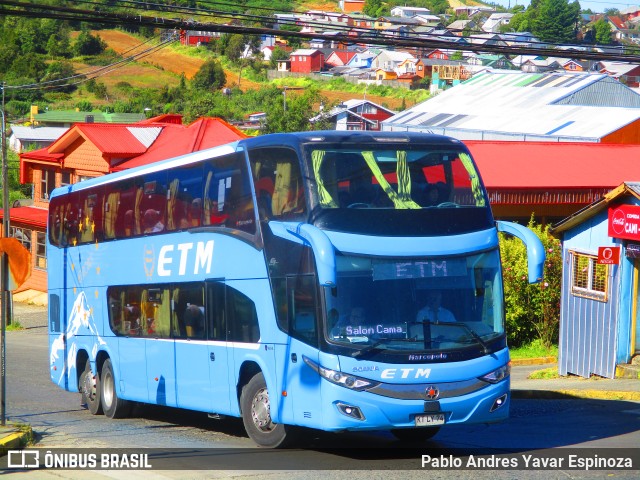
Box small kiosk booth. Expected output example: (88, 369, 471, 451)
(551, 182, 640, 378)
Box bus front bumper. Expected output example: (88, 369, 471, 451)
(319, 378, 510, 432)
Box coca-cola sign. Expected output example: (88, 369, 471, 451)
(608, 204, 640, 241)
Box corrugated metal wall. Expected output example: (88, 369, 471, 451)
(558, 250, 619, 379)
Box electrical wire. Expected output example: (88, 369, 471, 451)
(1, 0, 640, 93)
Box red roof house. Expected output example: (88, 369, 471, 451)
(464, 140, 640, 224)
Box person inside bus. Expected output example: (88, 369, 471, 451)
(416, 290, 456, 324)
(409, 290, 456, 340)
(184, 303, 205, 338)
(124, 304, 141, 335)
(190, 198, 203, 227)
(424, 184, 441, 205)
(143, 209, 165, 233)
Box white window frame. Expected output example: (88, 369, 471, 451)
(570, 251, 608, 302)
(35, 231, 47, 270)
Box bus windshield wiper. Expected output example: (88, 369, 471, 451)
(433, 322, 491, 354)
(351, 340, 386, 358)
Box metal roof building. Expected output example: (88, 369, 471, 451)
(382, 72, 640, 143)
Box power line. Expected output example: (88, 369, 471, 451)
(2, 0, 640, 68)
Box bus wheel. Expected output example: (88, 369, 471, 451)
(240, 373, 292, 448)
(391, 427, 440, 443)
(81, 359, 102, 415)
(100, 359, 131, 419)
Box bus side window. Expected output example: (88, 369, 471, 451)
(226, 285, 259, 343)
(49, 200, 64, 246)
(287, 275, 318, 346)
(204, 153, 255, 234)
(61, 193, 80, 246)
(103, 191, 120, 240)
(78, 190, 103, 244)
(173, 284, 205, 339)
(206, 281, 226, 341)
(139, 171, 168, 235)
(167, 164, 204, 231)
(141, 288, 171, 338)
(111, 180, 142, 238)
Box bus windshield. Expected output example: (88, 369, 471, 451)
(324, 249, 504, 353)
(302, 142, 493, 236)
(306, 143, 485, 210)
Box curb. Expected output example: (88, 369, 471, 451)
(512, 389, 640, 401)
(511, 357, 557, 366)
(0, 425, 31, 455)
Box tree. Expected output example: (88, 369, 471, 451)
(6, 53, 46, 83)
(531, 0, 581, 43)
(264, 88, 328, 134)
(41, 61, 79, 93)
(278, 24, 303, 49)
(190, 59, 226, 91)
(593, 18, 613, 45)
(500, 219, 562, 349)
(46, 31, 71, 58)
(225, 34, 247, 63)
(269, 47, 289, 69)
(73, 30, 106, 56)
(363, 0, 384, 18)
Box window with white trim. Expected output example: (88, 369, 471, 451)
(40, 169, 55, 200)
(570, 251, 608, 302)
(10, 227, 31, 250)
(36, 232, 47, 270)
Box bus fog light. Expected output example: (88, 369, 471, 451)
(336, 402, 365, 420)
(490, 394, 508, 412)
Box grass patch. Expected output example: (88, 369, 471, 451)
(528, 367, 559, 380)
(14, 422, 34, 446)
(510, 339, 558, 360)
(6, 320, 23, 331)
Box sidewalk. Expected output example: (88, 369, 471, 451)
(510, 361, 640, 401)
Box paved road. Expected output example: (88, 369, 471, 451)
(1, 304, 639, 479)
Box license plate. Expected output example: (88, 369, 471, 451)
(415, 413, 445, 426)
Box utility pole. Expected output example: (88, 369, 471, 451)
(1, 81, 8, 426)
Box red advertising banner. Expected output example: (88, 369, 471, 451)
(608, 204, 640, 241)
(597, 246, 620, 264)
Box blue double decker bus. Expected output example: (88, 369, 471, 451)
(47, 131, 544, 447)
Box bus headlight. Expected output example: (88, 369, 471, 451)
(478, 364, 510, 384)
(303, 356, 380, 391)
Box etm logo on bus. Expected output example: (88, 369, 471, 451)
(154, 240, 214, 277)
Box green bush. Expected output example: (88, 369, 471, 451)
(500, 219, 562, 348)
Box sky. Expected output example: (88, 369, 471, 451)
(490, 0, 638, 13)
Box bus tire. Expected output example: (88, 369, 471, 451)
(391, 427, 440, 443)
(81, 359, 102, 415)
(100, 358, 131, 419)
(240, 373, 293, 448)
